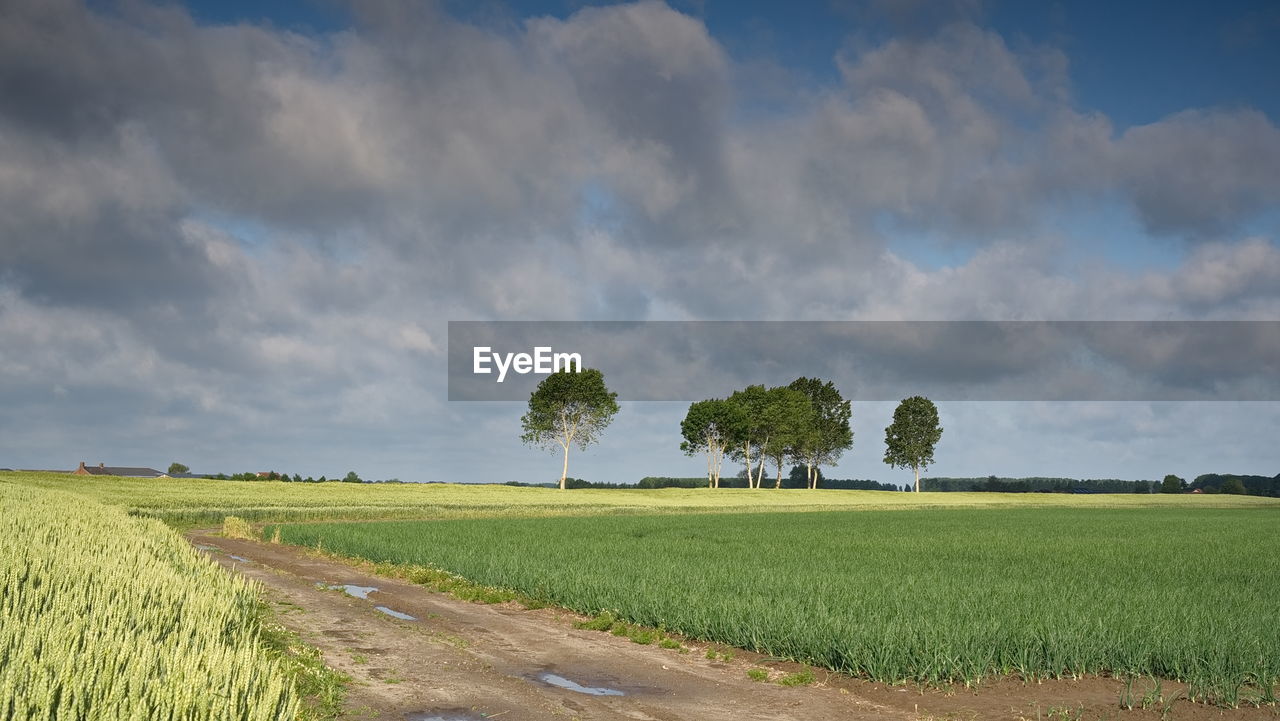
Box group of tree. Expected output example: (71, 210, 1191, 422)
(679, 385, 945, 492)
(634, 472, 901, 490)
(680, 377, 855, 489)
(516, 367, 947, 492)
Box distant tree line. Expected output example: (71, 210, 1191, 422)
(208, 470, 365, 483)
(923, 476, 1158, 493)
(922, 474, 1280, 495)
(1190, 473, 1280, 496)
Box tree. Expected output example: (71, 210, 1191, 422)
(680, 399, 747, 488)
(1161, 474, 1185, 494)
(167, 462, 189, 475)
(1221, 477, 1246, 495)
(787, 377, 853, 489)
(759, 386, 814, 489)
(787, 464, 824, 488)
(883, 396, 943, 493)
(726, 385, 771, 488)
(342, 471, 362, 483)
(521, 368, 620, 490)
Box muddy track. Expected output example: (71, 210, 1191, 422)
(189, 533, 1272, 721)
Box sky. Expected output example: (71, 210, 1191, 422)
(1, 0, 1278, 484)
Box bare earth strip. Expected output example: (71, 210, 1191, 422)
(189, 533, 1275, 721)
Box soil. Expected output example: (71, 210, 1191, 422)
(189, 533, 1278, 721)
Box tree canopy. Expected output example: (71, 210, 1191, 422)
(521, 368, 619, 490)
(758, 386, 814, 489)
(689, 378, 853, 489)
(883, 396, 943, 492)
(787, 377, 853, 489)
(680, 398, 747, 488)
(726, 384, 771, 488)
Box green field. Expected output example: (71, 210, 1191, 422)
(0, 482, 299, 720)
(270, 508, 1280, 705)
(5, 471, 1280, 711)
(7, 470, 1274, 527)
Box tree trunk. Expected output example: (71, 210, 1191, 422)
(713, 443, 722, 488)
(914, 465, 920, 493)
(775, 457, 783, 489)
(807, 462, 815, 489)
(559, 443, 570, 490)
(743, 440, 752, 489)
(754, 440, 767, 489)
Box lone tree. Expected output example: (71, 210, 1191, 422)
(787, 377, 853, 489)
(521, 368, 619, 490)
(680, 398, 747, 488)
(167, 462, 189, 475)
(883, 396, 943, 493)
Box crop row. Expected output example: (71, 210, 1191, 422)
(271, 507, 1280, 706)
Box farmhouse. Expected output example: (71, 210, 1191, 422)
(73, 461, 166, 478)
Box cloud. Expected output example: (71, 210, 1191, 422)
(1114, 110, 1280, 236)
(0, 0, 1276, 479)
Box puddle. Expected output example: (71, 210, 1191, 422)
(375, 606, 417, 621)
(317, 583, 379, 600)
(404, 712, 489, 721)
(536, 672, 625, 696)
(227, 554, 251, 563)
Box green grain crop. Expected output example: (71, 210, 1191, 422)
(0, 483, 299, 720)
(270, 507, 1280, 706)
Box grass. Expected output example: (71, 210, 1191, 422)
(0, 483, 300, 720)
(6, 470, 1275, 527)
(267, 507, 1280, 706)
(777, 670, 816, 687)
(256, 606, 349, 720)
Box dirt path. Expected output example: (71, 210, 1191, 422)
(189, 533, 1272, 721)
